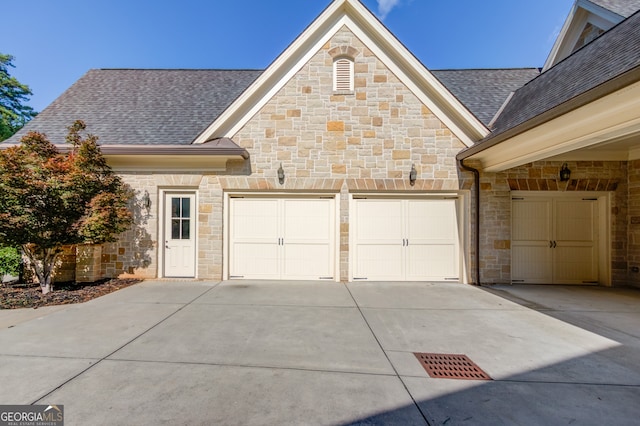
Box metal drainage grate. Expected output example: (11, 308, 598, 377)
(414, 353, 492, 380)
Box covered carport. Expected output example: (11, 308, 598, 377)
(457, 11, 640, 287)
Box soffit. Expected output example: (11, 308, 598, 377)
(463, 80, 640, 171)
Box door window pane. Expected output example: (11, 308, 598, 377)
(171, 219, 181, 239)
(172, 198, 181, 218)
(182, 219, 190, 239)
(182, 198, 190, 219)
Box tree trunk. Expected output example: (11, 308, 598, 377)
(41, 277, 52, 295)
(22, 245, 58, 294)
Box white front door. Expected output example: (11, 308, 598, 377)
(164, 193, 196, 278)
(229, 197, 336, 280)
(512, 196, 598, 284)
(352, 197, 461, 281)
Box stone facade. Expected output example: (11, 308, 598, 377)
(64, 27, 640, 289)
(94, 27, 471, 282)
(76, 245, 103, 283)
(54, 246, 77, 283)
(628, 160, 640, 287)
(229, 27, 469, 282)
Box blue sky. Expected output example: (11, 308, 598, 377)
(4, 0, 574, 112)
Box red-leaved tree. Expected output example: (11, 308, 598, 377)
(0, 121, 133, 293)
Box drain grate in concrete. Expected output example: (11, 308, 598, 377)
(414, 353, 492, 380)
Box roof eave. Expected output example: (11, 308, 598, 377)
(457, 65, 640, 162)
(97, 145, 250, 160)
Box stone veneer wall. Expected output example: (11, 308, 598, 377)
(229, 26, 470, 282)
(628, 160, 640, 287)
(68, 25, 640, 287)
(476, 160, 628, 286)
(96, 26, 473, 282)
(101, 174, 199, 279)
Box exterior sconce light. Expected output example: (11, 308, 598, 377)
(142, 190, 151, 210)
(559, 163, 571, 182)
(409, 164, 417, 186)
(277, 163, 285, 185)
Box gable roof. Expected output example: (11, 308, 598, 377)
(489, 10, 640, 136)
(542, 0, 636, 71)
(588, 0, 640, 17)
(5, 69, 261, 146)
(432, 68, 540, 126)
(459, 10, 640, 164)
(192, 0, 489, 146)
(0, 0, 567, 150)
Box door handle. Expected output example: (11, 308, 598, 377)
(549, 241, 553, 248)
(165, 240, 169, 249)
(553, 241, 557, 248)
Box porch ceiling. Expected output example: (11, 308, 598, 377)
(545, 131, 640, 162)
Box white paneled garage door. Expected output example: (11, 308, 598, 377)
(351, 197, 461, 281)
(512, 195, 600, 284)
(229, 196, 336, 280)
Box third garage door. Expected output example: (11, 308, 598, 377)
(351, 197, 461, 281)
(511, 195, 599, 284)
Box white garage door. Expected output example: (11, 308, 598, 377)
(229, 196, 336, 280)
(352, 197, 461, 281)
(512, 196, 599, 284)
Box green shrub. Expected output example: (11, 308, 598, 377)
(0, 245, 21, 277)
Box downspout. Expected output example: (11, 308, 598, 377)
(459, 159, 480, 286)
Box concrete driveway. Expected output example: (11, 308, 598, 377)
(0, 280, 639, 425)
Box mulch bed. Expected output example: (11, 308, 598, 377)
(0, 278, 141, 309)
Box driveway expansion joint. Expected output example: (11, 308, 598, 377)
(32, 282, 221, 405)
(343, 283, 432, 426)
(101, 357, 400, 377)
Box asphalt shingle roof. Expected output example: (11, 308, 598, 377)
(5, 66, 538, 146)
(5, 69, 262, 146)
(432, 68, 540, 126)
(587, 0, 640, 17)
(489, 11, 640, 137)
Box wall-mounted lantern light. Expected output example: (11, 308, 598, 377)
(559, 163, 571, 182)
(409, 164, 417, 186)
(277, 163, 285, 185)
(142, 190, 151, 210)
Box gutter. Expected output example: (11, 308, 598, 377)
(0, 138, 250, 160)
(459, 159, 480, 286)
(97, 145, 250, 160)
(457, 65, 640, 161)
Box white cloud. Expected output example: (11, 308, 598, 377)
(377, 0, 400, 19)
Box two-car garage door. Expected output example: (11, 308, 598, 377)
(228, 195, 463, 282)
